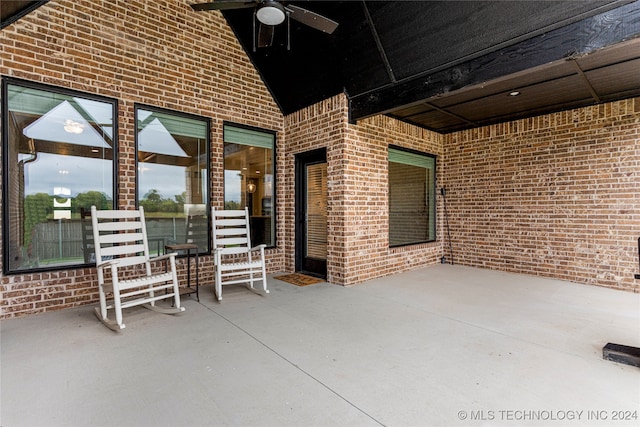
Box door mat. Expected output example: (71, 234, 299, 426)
(274, 273, 324, 287)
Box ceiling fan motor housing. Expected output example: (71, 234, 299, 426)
(256, 1, 285, 26)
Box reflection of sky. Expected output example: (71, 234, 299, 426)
(225, 170, 241, 202)
(138, 118, 189, 157)
(139, 163, 188, 200)
(24, 152, 113, 197)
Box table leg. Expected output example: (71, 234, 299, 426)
(195, 250, 199, 301)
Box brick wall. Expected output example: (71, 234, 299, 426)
(444, 99, 640, 292)
(285, 98, 444, 285)
(0, 0, 286, 318)
(342, 115, 444, 284)
(283, 95, 350, 283)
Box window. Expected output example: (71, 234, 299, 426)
(223, 123, 275, 247)
(136, 106, 210, 254)
(388, 146, 436, 247)
(2, 78, 116, 273)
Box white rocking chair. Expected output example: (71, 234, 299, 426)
(212, 208, 269, 300)
(91, 206, 185, 331)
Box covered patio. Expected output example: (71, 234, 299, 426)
(2, 265, 638, 426)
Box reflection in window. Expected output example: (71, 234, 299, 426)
(388, 146, 436, 247)
(223, 124, 275, 247)
(2, 79, 116, 273)
(136, 106, 209, 254)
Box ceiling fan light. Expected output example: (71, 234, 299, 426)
(256, 1, 285, 26)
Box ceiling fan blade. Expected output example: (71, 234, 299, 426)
(257, 23, 275, 48)
(286, 4, 338, 34)
(191, 1, 256, 12)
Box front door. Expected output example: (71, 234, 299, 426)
(295, 149, 327, 278)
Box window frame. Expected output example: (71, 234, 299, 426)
(388, 144, 437, 248)
(134, 103, 212, 255)
(223, 121, 277, 249)
(1, 77, 119, 274)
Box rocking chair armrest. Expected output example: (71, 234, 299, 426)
(149, 252, 177, 263)
(213, 245, 265, 256)
(96, 259, 119, 269)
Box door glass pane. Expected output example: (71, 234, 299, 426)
(306, 163, 327, 259)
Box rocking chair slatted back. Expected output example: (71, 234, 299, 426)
(91, 205, 185, 331)
(211, 208, 269, 300)
(92, 211, 148, 268)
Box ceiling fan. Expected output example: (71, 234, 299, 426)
(191, 0, 338, 50)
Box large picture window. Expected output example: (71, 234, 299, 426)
(2, 78, 116, 273)
(223, 123, 275, 247)
(388, 146, 436, 247)
(136, 106, 210, 254)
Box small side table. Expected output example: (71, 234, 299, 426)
(164, 243, 199, 301)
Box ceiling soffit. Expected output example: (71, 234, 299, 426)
(4, 1, 640, 133)
(219, 0, 640, 133)
(350, 1, 640, 133)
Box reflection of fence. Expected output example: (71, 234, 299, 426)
(31, 220, 84, 261)
(30, 217, 198, 263)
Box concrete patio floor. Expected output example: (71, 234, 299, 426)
(1, 264, 639, 427)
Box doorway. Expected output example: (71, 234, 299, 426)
(295, 148, 327, 278)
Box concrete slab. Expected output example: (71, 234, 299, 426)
(2, 265, 639, 426)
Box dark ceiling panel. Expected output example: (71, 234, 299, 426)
(393, 109, 470, 133)
(216, 0, 640, 126)
(387, 36, 640, 133)
(334, 3, 391, 97)
(576, 37, 640, 70)
(390, 104, 436, 119)
(366, 0, 625, 83)
(222, 3, 347, 114)
(0, 1, 46, 29)
(221, 2, 371, 115)
(430, 60, 578, 109)
(447, 74, 594, 122)
(351, 1, 640, 122)
(585, 58, 640, 97)
(1, 1, 30, 18)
